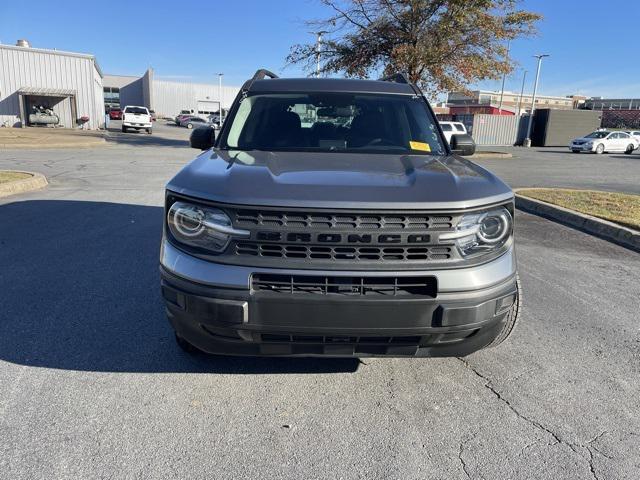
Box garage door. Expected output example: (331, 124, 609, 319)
(196, 100, 219, 116)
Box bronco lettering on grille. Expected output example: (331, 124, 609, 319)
(255, 231, 431, 244)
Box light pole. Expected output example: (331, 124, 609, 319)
(524, 54, 549, 147)
(313, 31, 327, 78)
(218, 73, 224, 126)
(497, 41, 510, 114)
(516, 70, 527, 117)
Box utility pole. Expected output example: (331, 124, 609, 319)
(497, 41, 510, 114)
(524, 54, 550, 148)
(516, 70, 527, 117)
(314, 31, 327, 78)
(218, 73, 224, 126)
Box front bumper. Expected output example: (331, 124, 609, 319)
(123, 121, 152, 128)
(569, 143, 594, 152)
(160, 240, 518, 357)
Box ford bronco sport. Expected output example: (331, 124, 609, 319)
(160, 70, 521, 357)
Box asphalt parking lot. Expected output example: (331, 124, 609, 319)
(474, 146, 640, 194)
(0, 123, 639, 479)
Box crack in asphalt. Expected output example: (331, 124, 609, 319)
(457, 431, 479, 479)
(457, 357, 609, 480)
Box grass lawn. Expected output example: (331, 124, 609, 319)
(0, 171, 31, 184)
(518, 188, 640, 231)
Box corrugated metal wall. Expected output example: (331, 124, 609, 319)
(0, 45, 104, 129)
(151, 79, 240, 118)
(471, 114, 523, 146)
(532, 109, 601, 146)
(119, 78, 144, 109)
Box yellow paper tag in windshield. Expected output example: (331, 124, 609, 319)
(410, 141, 431, 152)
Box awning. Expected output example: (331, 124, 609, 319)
(17, 87, 76, 97)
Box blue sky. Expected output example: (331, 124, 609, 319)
(1, 0, 639, 98)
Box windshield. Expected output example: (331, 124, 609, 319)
(124, 107, 148, 114)
(222, 92, 446, 155)
(585, 131, 608, 138)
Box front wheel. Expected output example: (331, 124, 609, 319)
(487, 274, 522, 348)
(121, 126, 127, 133)
(624, 144, 634, 154)
(146, 128, 152, 134)
(595, 143, 605, 154)
(187, 123, 194, 129)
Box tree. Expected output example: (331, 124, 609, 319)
(287, 0, 542, 95)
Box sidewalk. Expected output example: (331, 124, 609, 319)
(0, 127, 106, 149)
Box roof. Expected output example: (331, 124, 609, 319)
(17, 87, 76, 96)
(0, 43, 103, 78)
(248, 78, 416, 95)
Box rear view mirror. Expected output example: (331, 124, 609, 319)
(450, 134, 476, 156)
(190, 127, 216, 150)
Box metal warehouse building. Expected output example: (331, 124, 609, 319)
(103, 68, 240, 118)
(0, 40, 104, 129)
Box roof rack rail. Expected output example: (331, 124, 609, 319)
(379, 72, 423, 97)
(244, 69, 279, 93)
(252, 69, 279, 81)
(378, 73, 410, 84)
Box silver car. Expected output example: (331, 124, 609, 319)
(179, 116, 214, 129)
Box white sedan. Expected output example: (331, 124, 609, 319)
(625, 130, 640, 144)
(569, 131, 638, 154)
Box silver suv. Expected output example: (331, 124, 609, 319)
(160, 70, 520, 357)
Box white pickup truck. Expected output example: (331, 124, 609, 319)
(122, 105, 152, 134)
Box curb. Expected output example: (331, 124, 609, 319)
(0, 138, 106, 149)
(515, 193, 640, 252)
(470, 151, 513, 159)
(0, 171, 48, 198)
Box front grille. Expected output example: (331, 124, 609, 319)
(237, 243, 453, 261)
(252, 273, 437, 297)
(234, 210, 453, 230)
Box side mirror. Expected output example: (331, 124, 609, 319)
(190, 126, 216, 150)
(450, 133, 476, 156)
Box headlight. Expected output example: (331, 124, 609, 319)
(167, 201, 249, 253)
(441, 207, 512, 257)
(585, 142, 593, 148)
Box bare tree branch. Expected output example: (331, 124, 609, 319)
(287, 0, 542, 92)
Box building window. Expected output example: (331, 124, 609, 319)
(103, 87, 120, 107)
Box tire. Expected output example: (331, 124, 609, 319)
(595, 143, 605, 154)
(187, 123, 194, 129)
(121, 126, 127, 133)
(487, 274, 522, 348)
(175, 332, 200, 354)
(571, 150, 580, 153)
(146, 128, 152, 134)
(624, 144, 634, 154)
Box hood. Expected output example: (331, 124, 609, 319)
(166, 149, 513, 209)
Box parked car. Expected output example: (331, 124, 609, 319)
(108, 107, 122, 120)
(162, 69, 521, 359)
(180, 116, 214, 129)
(569, 130, 638, 154)
(121, 105, 152, 134)
(624, 130, 640, 144)
(174, 113, 192, 125)
(149, 110, 157, 122)
(439, 121, 468, 143)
